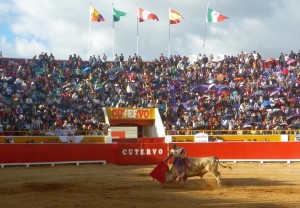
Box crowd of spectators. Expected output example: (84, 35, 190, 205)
(0, 50, 300, 136)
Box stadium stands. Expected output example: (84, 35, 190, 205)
(1, 51, 300, 137)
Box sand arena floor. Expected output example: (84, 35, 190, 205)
(0, 162, 300, 208)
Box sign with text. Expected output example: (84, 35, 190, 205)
(194, 133, 209, 142)
(106, 108, 155, 120)
(117, 143, 167, 165)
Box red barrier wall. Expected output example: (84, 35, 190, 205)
(170, 142, 300, 159)
(137, 137, 165, 144)
(112, 139, 138, 143)
(1, 142, 300, 165)
(0, 144, 118, 164)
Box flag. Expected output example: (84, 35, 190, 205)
(170, 9, 183, 24)
(207, 8, 228, 23)
(90, 5, 105, 22)
(113, 8, 127, 22)
(139, 8, 159, 22)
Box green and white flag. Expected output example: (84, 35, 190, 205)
(207, 8, 228, 23)
(113, 8, 127, 22)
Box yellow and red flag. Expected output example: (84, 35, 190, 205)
(90, 5, 105, 22)
(170, 9, 184, 24)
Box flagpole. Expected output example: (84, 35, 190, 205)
(168, 2, 171, 58)
(89, 2, 92, 56)
(202, 3, 209, 52)
(136, 0, 139, 55)
(112, 2, 115, 58)
(203, 23, 207, 50)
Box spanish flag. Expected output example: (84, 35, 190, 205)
(90, 5, 105, 22)
(170, 9, 184, 24)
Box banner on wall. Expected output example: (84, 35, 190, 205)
(106, 107, 155, 120)
(59, 135, 84, 143)
(194, 133, 209, 142)
(280, 135, 289, 142)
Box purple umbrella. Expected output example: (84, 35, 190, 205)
(243, 124, 253, 129)
(287, 115, 300, 124)
(270, 90, 280, 97)
(269, 109, 283, 116)
(191, 84, 209, 92)
(208, 83, 216, 90)
(222, 114, 234, 120)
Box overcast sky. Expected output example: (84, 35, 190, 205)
(0, 0, 299, 61)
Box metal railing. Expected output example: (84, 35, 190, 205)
(165, 129, 300, 135)
(1, 129, 299, 137)
(0, 130, 109, 136)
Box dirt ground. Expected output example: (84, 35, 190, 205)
(0, 162, 300, 208)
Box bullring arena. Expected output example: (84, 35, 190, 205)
(0, 162, 300, 208)
(1, 17, 300, 205)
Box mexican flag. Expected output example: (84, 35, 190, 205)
(207, 8, 228, 23)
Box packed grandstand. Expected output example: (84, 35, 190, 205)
(0, 50, 300, 137)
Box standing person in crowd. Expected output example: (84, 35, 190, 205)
(279, 52, 285, 67)
(119, 53, 124, 67)
(102, 53, 107, 68)
(289, 50, 296, 60)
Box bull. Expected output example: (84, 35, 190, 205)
(165, 156, 231, 186)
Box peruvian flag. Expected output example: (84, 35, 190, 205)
(139, 8, 159, 22)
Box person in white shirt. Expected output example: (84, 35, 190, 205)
(147, 99, 155, 108)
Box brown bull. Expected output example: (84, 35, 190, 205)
(165, 156, 231, 186)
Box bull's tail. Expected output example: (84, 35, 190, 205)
(215, 157, 232, 169)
